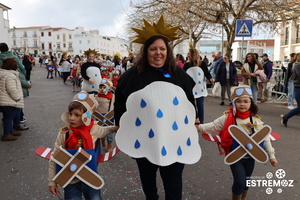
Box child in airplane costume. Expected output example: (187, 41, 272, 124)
(48, 91, 116, 200)
(199, 86, 278, 200)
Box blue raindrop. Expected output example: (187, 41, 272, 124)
(172, 121, 178, 130)
(201, 89, 204, 92)
(135, 117, 141, 126)
(95, 74, 98, 77)
(198, 72, 201, 76)
(92, 85, 95, 88)
(198, 81, 201, 84)
(156, 109, 163, 118)
(148, 129, 154, 138)
(161, 146, 167, 156)
(134, 140, 140, 149)
(184, 116, 189, 124)
(173, 97, 179, 105)
(195, 92, 198, 95)
(186, 137, 191, 146)
(177, 146, 182, 156)
(140, 99, 147, 108)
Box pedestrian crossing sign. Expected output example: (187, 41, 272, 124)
(236, 20, 253, 37)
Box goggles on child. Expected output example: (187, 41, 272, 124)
(73, 92, 95, 108)
(235, 87, 252, 96)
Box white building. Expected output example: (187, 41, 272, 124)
(8, 26, 129, 58)
(10, 26, 50, 55)
(0, 3, 11, 44)
(274, 18, 300, 61)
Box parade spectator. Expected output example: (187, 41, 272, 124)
(114, 17, 198, 200)
(48, 92, 116, 199)
(0, 57, 24, 141)
(282, 53, 296, 109)
(0, 43, 26, 76)
(81, 51, 101, 94)
(22, 55, 32, 81)
(112, 55, 121, 68)
(280, 53, 300, 127)
(199, 86, 277, 200)
(209, 56, 218, 78)
(258, 53, 273, 102)
(215, 54, 237, 105)
(39, 55, 43, 67)
(176, 54, 185, 68)
(51, 55, 60, 77)
(203, 55, 209, 66)
(184, 47, 214, 124)
(59, 53, 72, 84)
(241, 53, 263, 104)
(18, 66, 31, 128)
(213, 52, 223, 77)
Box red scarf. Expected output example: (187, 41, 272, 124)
(218, 106, 251, 155)
(97, 92, 113, 100)
(64, 119, 94, 149)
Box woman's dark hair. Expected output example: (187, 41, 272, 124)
(112, 55, 120, 66)
(68, 101, 87, 113)
(1, 57, 18, 70)
(0, 43, 9, 52)
(23, 55, 29, 60)
(134, 35, 176, 74)
(244, 53, 263, 70)
(178, 54, 185, 63)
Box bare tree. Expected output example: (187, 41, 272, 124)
(127, 0, 300, 57)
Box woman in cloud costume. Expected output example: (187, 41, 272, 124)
(114, 16, 201, 200)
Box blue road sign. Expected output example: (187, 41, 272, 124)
(236, 20, 253, 37)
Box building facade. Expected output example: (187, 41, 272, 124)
(0, 3, 11, 44)
(274, 18, 300, 61)
(8, 26, 129, 58)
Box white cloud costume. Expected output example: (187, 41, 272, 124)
(81, 66, 102, 92)
(186, 67, 208, 98)
(116, 81, 201, 166)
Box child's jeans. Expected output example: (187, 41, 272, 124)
(64, 181, 102, 200)
(47, 70, 53, 78)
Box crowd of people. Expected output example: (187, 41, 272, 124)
(0, 15, 299, 200)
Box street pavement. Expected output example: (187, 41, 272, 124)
(0, 65, 299, 200)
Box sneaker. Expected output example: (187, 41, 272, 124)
(1, 134, 17, 141)
(11, 131, 22, 136)
(14, 125, 29, 130)
(280, 115, 288, 127)
(260, 99, 267, 103)
(287, 105, 295, 110)
(20, 117, 26, 123)
(220, 101, 225, 106)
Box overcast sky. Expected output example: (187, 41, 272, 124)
(2, 0, 136, 38)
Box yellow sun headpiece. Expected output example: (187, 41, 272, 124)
(113, 53, 121, 58)
(131, 15, 181, 44)
(84, 48, 98, 56)
(189, 43, 195, 51)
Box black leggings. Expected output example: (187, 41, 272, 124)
(136, 158, 184, 200)
(230, 158, 255, 195)
(62, 72, 70, 83)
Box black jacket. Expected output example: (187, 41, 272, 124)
(114, 66, 196, 126)
(215, 61, 237, 86)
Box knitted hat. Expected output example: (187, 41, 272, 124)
(61, 91, 99, 126)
